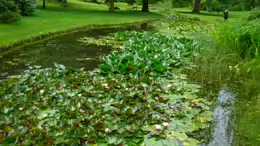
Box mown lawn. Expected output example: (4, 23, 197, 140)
(0, 0, 161, 46)
(174, 7, 249, 23)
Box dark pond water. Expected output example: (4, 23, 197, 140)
(0, 23, 150, 79)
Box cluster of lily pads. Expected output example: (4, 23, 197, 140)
(153, 14, 215, 39)
(0, 31, 213, 145)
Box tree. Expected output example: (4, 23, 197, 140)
(193, 0, 201, 13)
(43, 0, 46, 8)
(142, 0, 149, 12)
(109, 0, 115, 12)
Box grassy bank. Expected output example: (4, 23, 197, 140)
(0, 0, 161, 46)
(173, 8, 249, 22)
(176, 10, 260, 145)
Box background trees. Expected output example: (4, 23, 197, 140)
(15, 0, 37, 15)
(0, 0, 21, 23)
(172, 0, 260, 12)
(193, 0, 201, 13)
(0, 0, 36, 23)
(142, 0, 149, 12)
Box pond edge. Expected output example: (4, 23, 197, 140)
(0, 19, 160, 54)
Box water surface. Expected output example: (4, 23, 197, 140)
(0, 24, 149, 79)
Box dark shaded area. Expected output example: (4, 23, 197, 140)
(43, 0, 46, 8)
(0, 23, 154, 79)
(193, 0, 201, 13)
(142, 0, 149, 12)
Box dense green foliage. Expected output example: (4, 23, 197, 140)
(14, 0, 37, 16)
(0, 0, 36, 23)
(248, 7, 260, 20)
(0, 0, 21, 23)
(0, 31, 213, 145)
(171, 0, 260, 11)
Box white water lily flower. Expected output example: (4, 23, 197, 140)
(229, 66, 232, 71)
(163, 122, 169, 127)
(102, 83, 109, 89)
(105, 128, 111, 133)
(167, 84, 172, 88)
(155, 124, 162, 130)
(40, 89, 44, 95)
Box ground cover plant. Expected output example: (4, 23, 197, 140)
(0, 31, 213, 145)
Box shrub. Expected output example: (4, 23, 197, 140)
(173, 0, 192, 7)
(0, 11, 21, 23)
(232, 3, 245, 11)
(14, 0, 37, 16)
(248, 7, 260, 21)
(211, 0, 224, 13)
(0, 0, 21, 23)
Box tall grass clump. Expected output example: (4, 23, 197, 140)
(215, 20, 260, 60)
(213, 20, 260, 78)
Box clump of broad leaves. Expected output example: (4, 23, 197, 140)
(0, 31, 213, 145)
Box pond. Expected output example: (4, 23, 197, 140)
(0, 23, 150, 80)
(0, 20, 257, 145)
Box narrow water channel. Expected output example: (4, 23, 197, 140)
(208, 88, 237, 146)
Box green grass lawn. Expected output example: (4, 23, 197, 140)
(0, 0, 161, 46)
(174, 8, 249, 23)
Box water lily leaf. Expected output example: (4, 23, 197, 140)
(54, 62, 66, 70)
(0, 30, 213, 145)
(107, 136, 117, 144)
(37, 109, 50, 120)
(144, 138, 179, 146)
(187, 138, 200, 146)
(2, 135, 17, 144)
(141, 82, 148, 88)
(170, 131, 188, 141)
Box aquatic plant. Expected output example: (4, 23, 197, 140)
(0, 31, 213, 145)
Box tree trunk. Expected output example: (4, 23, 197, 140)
(109, 0, 114, 12)
(142, 0, 149, 12)
(193, 0, 201, 13)
(43, 0, 46, 9)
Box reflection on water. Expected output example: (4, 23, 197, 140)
(208, 88, 237, 146)
(0, 24, 151, 79)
